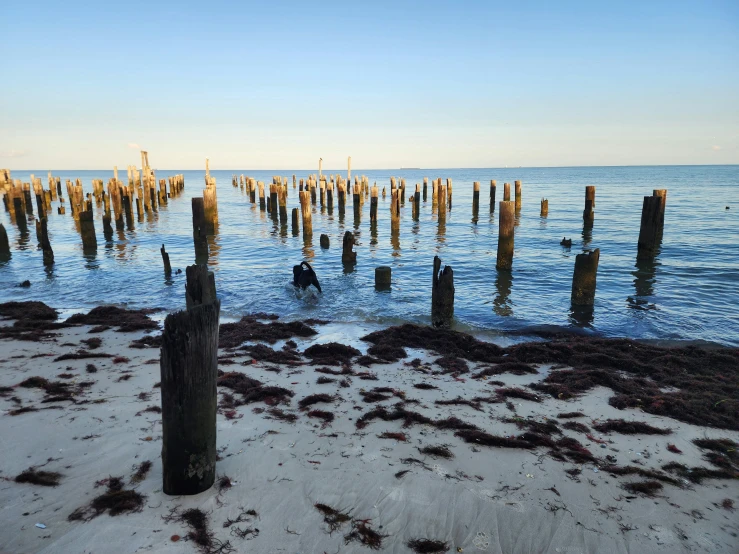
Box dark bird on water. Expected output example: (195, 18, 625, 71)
(560, 237, 572, 247)
(293, 262, 322, 292)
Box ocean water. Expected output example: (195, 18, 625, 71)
(1, 166, 738, 346)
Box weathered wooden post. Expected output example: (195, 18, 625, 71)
(192, 198, 206, 233)
(353, 183, 361, 222)
(300, 190, 312, 238)
(514, 180, 522, 211)
(489, 180, 497, 213)
(258, 182, 266, 211)
(291, 208, 300, 236)
(342, 231, 356, 265)
(347, 156, 351, 184)
(161, 265, 219, 495)
(375, 266, 391, 290)
(571, 249, 600, 307)
(437, 183, 447, 221)
(320, 234, 330, 249)
(431, 256, 454, 328)
(496, 201, 515, 270)
(446, 178, 453, 209)
(293, 175, 296, 189)
(540, 199, 549, 217)
(584, 186, 595, 223)
(0, 223, 11, 261)
(390, 188, 400, 231)
(423, 177, 428, 202)
(279, 186, 288, 224)
(269, 184, 278, 220)
(370, 185, 378, 221)
(412, 184, 420, 220)
(161, 244, 172, 275)
(39, 218, 53, 266)
(472, 181, 480, 222)
(503, 183, 511, 202)
(653, 189, 667, 233)
(310, 178, 317, 205)
(326, 178, 334, 209)
(637, 193, 664, 259)
(79, 210, 97, 252)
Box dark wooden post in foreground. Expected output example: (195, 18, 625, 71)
(342, 231, 357, 265)
(79, 210, 97, 252)
(161, 244, 172, 275)
(192, 198, 206, 232)
(291, 208, 299, 236)
(496, 201, 515, 270)
(571, 249, 600, 306)
(161, 265, 219, 495)
(0, 223, 11, 261)
(540, 199, 549, 217)
(39, 218, 53, 266)
(584, 186, 595, 223)
(489, 180, 496, 213)
(375, 266, 391, 290)
(637, 192, 665, 259)
(472, 181, 480, 222)
(431, 256, 454, 328)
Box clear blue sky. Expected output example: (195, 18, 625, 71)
(2, 0, 737, 169)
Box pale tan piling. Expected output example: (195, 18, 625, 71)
(438, 183, 447, 220)
(514, 180, 522, 210)
(300, 190, 312, 237)
(496, 201, 515, 270)
(541, 199, 549, 217)
(503, 182, 511, 202)
(258, 181, 266, 211)
(390, 188, 400, 230)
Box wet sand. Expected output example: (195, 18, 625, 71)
(1, 312, 738, 554)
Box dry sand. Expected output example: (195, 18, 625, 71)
(1, 318, 737, 554)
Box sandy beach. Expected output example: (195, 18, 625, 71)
(1, 304, 738, 554)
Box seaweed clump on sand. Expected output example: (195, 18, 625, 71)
(344, 520, 387, 550)
(15, 467, 62, 487)
(315, 503, 351, 533)
(241, 344, 302, 365)
(298, 393, 335, 409)
(361, 324, 504, 363)
(367, 343, 407, 362)
(623, 480, 663, 497)
(66, 305, 160, 332)
(407, 538, 449, 553)
(55, 350, 113, 362)
(68, 476, 146, 521)
(18, 376, 82, 403)
(131, 460, 153, 483)
(303, 343, 360, 366)
(163, 507, 234, 554)
(219, 314, 317, 348)
(0, 301, 69, 341)
(418, 444, 454, 459)
(593, 419, 671, 435)
(473, 362, 538, 378)
(129, 334, 162, 349)
(661, 461, 739, 484)
(434, 356, 469, 374)
(217, 371, 294, 406)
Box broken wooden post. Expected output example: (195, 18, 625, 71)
(540, 199, 549, 217)
(291, 208, 300, 237)
(637, 194, 663, 259)
(503, 182, 511, 202)
(342, 231, 356, 265)
(161, 266, 219, 495)
(472, 181, 480, 222)
(571, 249, 600, 307)
(279, 186, 288, 224)
(431, 256, 454, 328)
(39, 218, 53, 266)
(353, 182, 361, 222)
(161, 244, 172, 275)
(490, 180, 497, 213)
(0, 223, 11, 261)
(185, 264, 217, 309)
(79, 210, 97, 252)
(320, 234, 330, 249)
(496, 201, 515, 270)
(192, 198, 206, 233)
(437, 183, 447, 221)
(446, 178, 453, 209)
(375, 266, 391, 290)
(390, 188, 400, 231)
(423, 177, 428, 202)
(584, 186, 595, 223)
(514, 180, 522, 211)
(653, 189, 667, 232)
(370, 185, 378, 221)
(300, 190, 312, 238)
(412, 184, 420, 220)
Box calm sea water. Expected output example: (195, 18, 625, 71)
(1, 166, 737, 345)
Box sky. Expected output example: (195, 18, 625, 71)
(1, 0, 737, 170)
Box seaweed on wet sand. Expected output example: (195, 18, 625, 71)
(298, 393, 335, 410)
(593, 419, 671, 435)
(504, 417, 561, 435)
(69, 476, 146, 521)
(0, 301, 59, 321)
(315, 366, 353, 375)
(162, 507, 234, 554)
(66, 305, 160, 332)
(495, 387, 541, 402)
(131, 460, 152, 483)
(357, 371, 379, 381)
(367, 343, 407, 362)
(407, 538, 449, 553)
(377, 431, 408, 441)
(339, 378, 351, 388)
(241, 343, 302, 365)
(454, 429, 535, 449)
(219, 314, 317, 348)
(130, 334, 162, 349)
(661, 462, 738, 484)
(316, 376, 335, 384)
(136, 405, 162, 416)
(344, 520, 387, 550)
(217, 371, 294, 406)
(85, 363, 98, 373)
(601, 465, 680, 485)
(307, 409, 334, 423)
(434, 356, 469, 374)
(435, 397, 482, 411)
(15, 467, 62, 487)
(413, 383, 438, 390)
(303, 342, 361, 365)
(557, 411, 585, 419)
(267, 408, 298, 423)
(81, 337, 102, 350)
(692, 438, 738, 462)
(563, 421, 590, 433)
(55, 350, 113, 362)
(315, 503, 351, 533)
(356, 404, 433, 429)
(623, 480, 663, 497)
(418, 444, 454, 459)
(473, 362, 537, 378)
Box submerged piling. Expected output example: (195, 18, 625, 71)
(342, 231, 357, 265)
(637, 191, 665, 259)
(291, 208, 299, 236)
(161, 244, 172, 275)
(423, 177, 428, 202)
(571, 249, 600, 306)
(431, 256, 454, 328)
(503, 183, 511, 202)
(375, 266, 391, 290)
(496, 201, 515, 270)
(39, 218, 53, 266)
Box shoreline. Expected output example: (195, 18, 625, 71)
(1, 301, 738, 553)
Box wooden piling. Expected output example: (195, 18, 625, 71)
(437, 183, 447, 221)
(79, 210, 97, 252)
(203, 179, 218, 225)
(320, 234, 330, 249)
(496, 201, 515, 270)
(269, 184, 278, 220)
(375, 266, 391, 290)
(300, 190, 312, 238)
(412, 184, 420, 220)
(514, 180, 522, 210)
(370, 185, 378, 221)
(653, 189, 667, 230)
(291, 208, 300, 236)
(503, 183, 511, 202)
(353, 183, 361, 221)
(390, 188, 400, 230)
(185, 264, 217, 309)
(192, 198, 206, 233)
(161, 267, 219, 495)
(39, 218, 53, 266)
(279, 186, 288, 224)
(431, 256, 454, 328)
(423, 177, 428, 202)
(161, 245, 172, 275)
(490, 180, 497, 213)
(0, 223, 11, 261)
(571, 249, 600, 306)
(637, 194, 664, 259)
(446, 178, 453, 209)
(584, 186, 595, 222)
(258, 182, 266, 211)
(540, 199, 549, 217)
(342, 231, 357, 264)
(472, 181, 480, 222)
